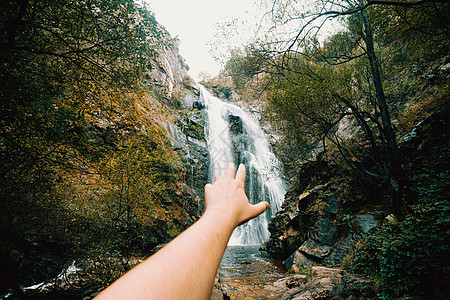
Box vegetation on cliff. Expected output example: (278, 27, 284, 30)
(0, 0, 198, 296)
(216, 0, 449, 298)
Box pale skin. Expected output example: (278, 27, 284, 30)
(95, 163, 269, 300)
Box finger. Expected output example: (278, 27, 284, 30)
(235, 164, 246, 187)
(214, 174, 223, 183)
(239, 202, 269, 225)
(250, 202, 269, 219)
(224, 162, 235, 179)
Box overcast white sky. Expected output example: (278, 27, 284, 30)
(142, 0, 262, 81)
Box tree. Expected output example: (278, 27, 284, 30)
(0, 1, 179, 290)
(0, 0, 168, 187)
(0, 2, 205, 295)
(242, 0, 448, 214)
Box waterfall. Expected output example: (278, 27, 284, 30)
(199, 85, 287, 245)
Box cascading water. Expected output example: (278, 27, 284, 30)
(199, 85, 287, 245)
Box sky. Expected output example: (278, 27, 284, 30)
(142, 0, 262, 81)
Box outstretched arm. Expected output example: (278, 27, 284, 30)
(95, 163, 269, 300)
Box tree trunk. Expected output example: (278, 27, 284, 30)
(359, 3, 409, 215)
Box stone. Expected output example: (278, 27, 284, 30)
(299, 239, 333, 259)
(355, 212, 382, 234)
(273, 274, 307, 291)
(284, 250, 317, 271)
(322, 233, 362, 266)
(279, 266, 376, 300)
(184, 93, 194, 109)
(385, 214, 397, 222)
(298, 191, 310, 201)
(308, 216, 339, 246)
(261, 160, 385, 270)
(210, 275, 230, 300)
(260, 212, 292, 259)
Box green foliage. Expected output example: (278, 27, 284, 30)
(349, 201, 450, 299)
(0, 0, 169, 205)
(371, 2, 450, 61)
(226, 45, 267, 89)
(263, 52, 382, 178)
(0, 0, 196, 294)
(223, 3, 450, 298)
(290, 264, 314, 276)
(320, 31, 360, 64)
(225, 0, 449, 196)
(98, 132, 184, 220)
(214, 86, 233, 99)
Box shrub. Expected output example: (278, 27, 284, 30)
(349, 201, 450, 299)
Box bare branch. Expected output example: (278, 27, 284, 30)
(321, 0, 448, 17)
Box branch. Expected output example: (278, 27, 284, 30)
(323, 0, 448, 17)
(319, 52, 367, 65)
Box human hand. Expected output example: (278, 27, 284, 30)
(204, 163, 269, 228)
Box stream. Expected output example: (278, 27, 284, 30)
(202, 85, 288, 298)
(219, 246, 286, 299)
(201, 84, 287, 245)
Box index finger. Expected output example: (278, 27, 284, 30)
(224, 162, 235, 179)
(235, 164, 246, 188)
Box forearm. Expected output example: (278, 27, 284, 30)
(95, 210, 235, 300)
(95, 163, 268, 299)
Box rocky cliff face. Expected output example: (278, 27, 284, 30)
(164, 88, 210, 200)
(255, 160, 382, 299)
(258, 99, 449, 298)
(148, 37, 210, 202)
(260, 160, 383, 270)
(147, 37, 191, 98)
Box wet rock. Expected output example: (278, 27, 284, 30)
(272, 275, 307, 293)
(354, 211, 382, 234)
(262, 160, 385, 272)
(184, 93, 194, 109)
(147, 41, 190, 98)
(164, 91, 210, 199)
(322, 233, 362, 266)
(210, 275, 230, 300)
(308, 216, 339, 247)
(260, 210, 302, 259)
(279, 266, 377, 300)
(299, 239, 333, 259)
(261, 160, 338, 260)
(228, 114, 244, 135)
(284, 250, 317, 271)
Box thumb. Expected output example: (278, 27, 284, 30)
(238, 202, 269, 226)
(249, 201, 269, 219)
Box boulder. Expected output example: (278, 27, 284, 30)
(210, 275, 230, 300)
(271, 275, 307, 293)
(299, 239, 333, 259)
(260, 210, 302, 259)
(285, 210, 383, 270)
(307, 216, 339, 247)
(261, 164, 384, 272)
(322, 233, 362, 266)
(284, 250, 316, 271)
(278, 266, 377, 300)
(354, 212, 382, 234)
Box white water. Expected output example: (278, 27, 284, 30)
(24, 261, 81, 292)
(0, 262, 81, 299)
(200, 85, 286, 245)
